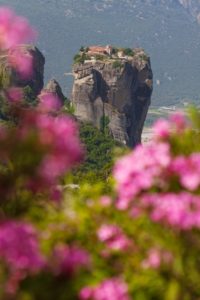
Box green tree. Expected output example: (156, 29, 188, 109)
(123, 48, 134, 56)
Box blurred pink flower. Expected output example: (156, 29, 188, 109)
(6, 87, 23, 102)
(0, 221, 45, 273)
(100, 196, 112, 207)
(153, 119, 171, 139)
(0, 7, 36, 50)
(170, 111, 187, 131)
(142, 248, 161, 269)
(153, 112, 187, 140)
(97, 224, 131, 251)
(80, 287, 94, 300)
(80, 278, 130, 300)
(37, 114, 83, 184)
(114, 142, 171, 209)
(8, 46, 33, 78)
(142, 192, 200, 229)
(171, 153, 200, 191)
(38, 91, 62, 113)
(52, 244, 89, 276)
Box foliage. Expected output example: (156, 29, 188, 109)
(73, 54, 83, 64)
(79, 46, 85, 52)
(139, 53, 149, 62)
(72, 122, 119, 184)
(23, 85, 37, 105)
(112, 60, 123, 69)
(73, 53, 90, 64)
(123, 48, 134, 56)
(62, 98, 75, 115)
(94, 54, 105, 61)
(100, 115, 110, 134)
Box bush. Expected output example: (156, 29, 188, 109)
(112, 60, 123, 69)
(73, 54, 84, 64)
(123, 48, 134, 56)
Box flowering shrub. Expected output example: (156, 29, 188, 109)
(1, 6, 200, 300)
(79, 278, 130, 300)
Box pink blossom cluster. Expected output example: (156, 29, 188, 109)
(80, 278, 130, 300)
(51, 244, 90, 276)
(0, 221, 45, 294)
(0, 221, 45, 273)
(114, 113, 200, 230)
(141, 248, 173, 269)
(114, 142, 171, 210)
(142, 193, 200, 229)
(6, 86, 23, 102)
(171, 153, 200, 191)
(38, 91, 63, 113)
(0, 7, 35, 50)
(97, 224, 131, 251)
(153, 112, 187, 139)
(8, 46, 33, 78)
(0, 110, 83, 201)
(36, 113, 83, 186)
(0, 7, 36, 79)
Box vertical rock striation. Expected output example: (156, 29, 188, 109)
(72, 48, 153, 147)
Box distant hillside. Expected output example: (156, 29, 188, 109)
(1, 0, 200, 107)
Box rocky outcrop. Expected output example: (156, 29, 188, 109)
(12, 45, 45, 96)
(43, 79, 65, 103)
(0, 45, 45, 97)
(72, 49, 153, 147)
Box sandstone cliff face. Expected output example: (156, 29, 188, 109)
(72, 50, 153, 147)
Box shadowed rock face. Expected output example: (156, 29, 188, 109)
(0, 45, 45, 97)
(72, 50, 153, 147)
(12, 45, 45, 97)
(43, 79, 65, 103)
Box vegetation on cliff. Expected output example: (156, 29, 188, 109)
(73, 45, 149, 65)
(72, 122, 122, 184)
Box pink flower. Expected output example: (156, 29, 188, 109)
(152, 112, 187, 141)
(100, 196, 112, 207)
(80, 278, 130, 300)
(142, 248, 161, 269)
(0, 221, 45, 273)
(80, 287, 94, 300)
(97, 224, 131, 251)
(37, 114, 83, 183)
(8, 46, 33, 78)
(170, 111, 187, 131)
(171, 153, 200, 191)
(6, 87, 23, 102)
(114, 142, 171, 209)
(153, 119, 171, 139)
(38, 91, 62, 113)
(51, 244, 89, 276)
(0, 108, 83, 199)
(0, 7, 35, 50)
(142, 248, 173, 270)
(142, 193, 200, 230)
